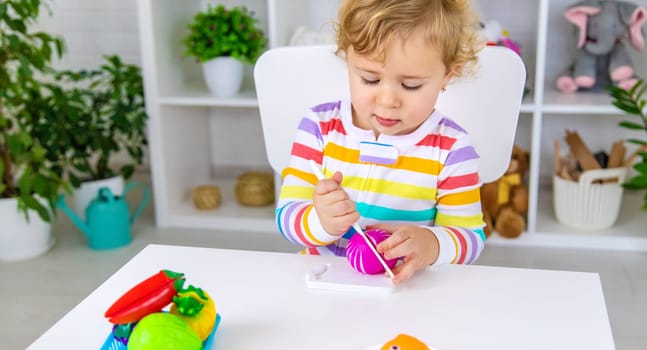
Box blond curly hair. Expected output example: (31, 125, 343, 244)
(336, 0, 483, 78)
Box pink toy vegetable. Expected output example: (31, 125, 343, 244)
(346, 228, 398, 274)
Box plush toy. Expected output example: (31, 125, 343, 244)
(556, 0, 647, 93)
(480, 20, 522, 56)
(481, 145, 530, 239)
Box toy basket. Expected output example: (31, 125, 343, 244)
(553, 167, 627, 230)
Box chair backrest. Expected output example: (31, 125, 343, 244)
(254, 45, 526, 183)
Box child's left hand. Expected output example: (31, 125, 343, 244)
(371, 224, 440, 285)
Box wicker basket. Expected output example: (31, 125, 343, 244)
(235, 171, 275, 206)
(192, 185, 222, 210)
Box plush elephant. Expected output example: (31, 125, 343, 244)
(556, 0, 647, 93)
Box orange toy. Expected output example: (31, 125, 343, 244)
(380, 334, 430, 350)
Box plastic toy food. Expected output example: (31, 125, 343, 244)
(346, 228, 398, 274)
(170, 285, 217, 341)
(380, 333, 430, 350)
(105, 270, 186, 324)
(127, 312, 203, 350)
(101, 269, 220, 350)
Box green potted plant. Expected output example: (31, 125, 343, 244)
(182, 4, 267, 97)
(607, 79, 647, 210)
(0, 0, 69, 260)
(54, 55, 149, 219)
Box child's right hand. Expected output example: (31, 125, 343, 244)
(312, 171, 360, 236)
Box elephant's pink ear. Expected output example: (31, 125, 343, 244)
(628, 7, 647, 50)
(565, 6, 601, 48)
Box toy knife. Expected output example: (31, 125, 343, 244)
(309, 160, 395, 279)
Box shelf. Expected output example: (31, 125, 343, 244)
(541, 90, 621, 115)
(488, 190, 647, 252)
(159, 92, 259, 107)
(168, 201, 275, 232)
(139, 0, 647, 253)
(166, 176, 276, 232)
(520, 101, 535, 114)
(487, 230, 647, 252)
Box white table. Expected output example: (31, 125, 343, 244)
(27, 244, 615, 350)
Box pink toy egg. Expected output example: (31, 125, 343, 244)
(346, 228, 398, 274)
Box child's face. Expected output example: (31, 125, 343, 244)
(346, 30, 452, 137)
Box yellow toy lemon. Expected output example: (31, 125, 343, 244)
(169, 285, 216, 341)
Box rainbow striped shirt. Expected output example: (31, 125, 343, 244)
(276, 100, 485, 266)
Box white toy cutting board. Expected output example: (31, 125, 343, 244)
(305, 260, 395, 295)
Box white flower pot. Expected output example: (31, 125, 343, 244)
(0, 198, 53, 261)
(71, 176, 125, 221)
(202, 57, 244, 97)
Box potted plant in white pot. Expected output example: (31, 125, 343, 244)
(182, 4, 267, 97)
(55, 55, 149, 219)
(607, 79, 647, 210)
(0, 0, 70, 261)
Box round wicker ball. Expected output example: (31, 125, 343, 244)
(192, 185, 221, 210)
(235, 171, 275, 206)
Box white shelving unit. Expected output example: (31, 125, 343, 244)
(137, 0, 647, 251)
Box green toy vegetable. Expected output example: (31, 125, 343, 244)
(170, 285, 217, 341)
(127, 312, 203, 350)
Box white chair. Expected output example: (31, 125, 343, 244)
(254, 45, 526, 183)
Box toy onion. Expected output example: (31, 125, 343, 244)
(346, 228, 397, 274)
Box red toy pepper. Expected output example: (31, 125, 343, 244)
(105, 269, 185, 324)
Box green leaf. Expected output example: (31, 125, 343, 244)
(634, 81, 647, 100)
(628, 79, 643, 95)
(627, 139, 647, 146)
(635, 162, 647, 173)
(120, 164, 135, 180)
(7, 19, 27, 33)
(624, 174, 647, 189)
(68, 172, 82, 188)
(612, 101, 641, 115)
(618, 121, 646, 130)
(21, 195, 51, 222)
(33, 176, 46, 195)
(9, 1, 28, 18)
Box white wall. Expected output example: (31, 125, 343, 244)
(37, 0, 141, 70)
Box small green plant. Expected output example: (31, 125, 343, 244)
(182, 4, 267, 65)
(0, 0, 69, 221)
(55, 55, 148, 186)
(607, 79, 647, 210)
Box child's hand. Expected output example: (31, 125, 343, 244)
(371, 224, 440, 285)
(312, 171, 360, 236)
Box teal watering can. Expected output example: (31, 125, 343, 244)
(58, 182, 150, 250)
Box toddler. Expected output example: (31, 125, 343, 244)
(276, 0, 485, 284)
